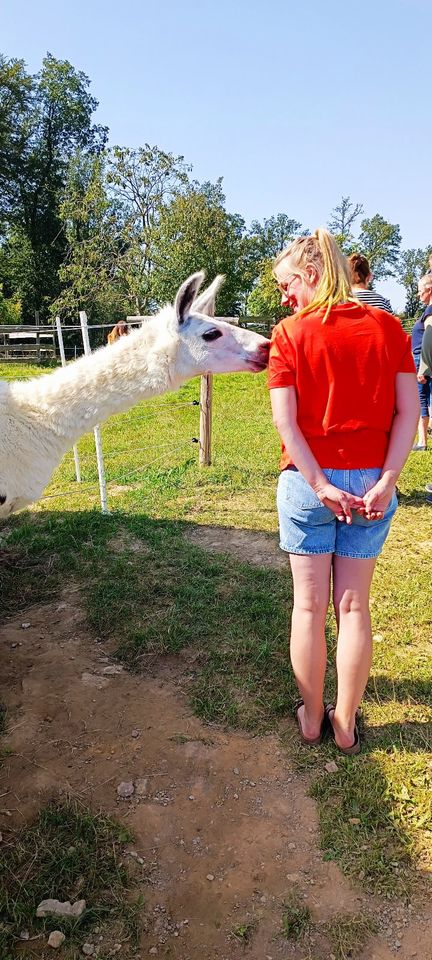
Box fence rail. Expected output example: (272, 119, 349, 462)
(0, 313, 274, 512)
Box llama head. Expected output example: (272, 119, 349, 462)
(168, 272, 269, 382)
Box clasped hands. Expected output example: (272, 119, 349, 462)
(314, 478, 394, 523)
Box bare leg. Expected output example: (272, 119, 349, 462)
(289, 553, 332, 740)
(331, 555, 377, 749)
(417, 415, 429, 447)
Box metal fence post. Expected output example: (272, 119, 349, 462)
(55, 316, 82, 484)
(79, 310, 109, 515)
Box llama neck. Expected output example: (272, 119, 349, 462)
(16, 324, 178, 450)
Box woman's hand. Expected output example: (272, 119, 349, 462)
(356, 477, 395, 521)
(314, 482, 364, 524)
(417, 373, 427, 384)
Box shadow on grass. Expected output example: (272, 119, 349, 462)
(1, 506, 431, 900)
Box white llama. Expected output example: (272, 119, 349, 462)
(0, 272, 269, 518)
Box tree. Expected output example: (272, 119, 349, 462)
(328, 196, 363, 252)
(247, 259, 290, 320)
(0, 53, 107, 320)
(357, 214, 401, 280)
(52, 152, 126, 321)
(106, 145, 191, 311)
(249, 214, 303, 259)
(397, 246, 432, 317)
(150, 180, 248, 315)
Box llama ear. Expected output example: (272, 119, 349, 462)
(175, 272, 205, 325)
(192, 275, 225, 317)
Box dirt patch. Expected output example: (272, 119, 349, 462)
(184, 525, 287, 570)
(0, 591, 430, 959)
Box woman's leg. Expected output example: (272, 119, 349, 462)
(416, 414, 429, 447)
(289, 552, 332, 740)
(331, 555, 377, 749)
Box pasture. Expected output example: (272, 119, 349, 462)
(1, 361, 431, 960)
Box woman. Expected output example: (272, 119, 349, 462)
(348, 252, 393, 314)
(107, 321, 130, 345)
(411, 273, 432, 450)
(269, 230, 419, 754)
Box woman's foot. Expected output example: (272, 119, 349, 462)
(325, 704, 361, 755)
(412, 443, 427, 452)
(294, 699, 325, 745)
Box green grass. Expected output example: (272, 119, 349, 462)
(281, 892, 311, 940)
(0, 801, 139, 956)
(1, 360, 432, 903)
(323, 914, 376, 960)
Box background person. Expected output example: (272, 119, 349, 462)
(269, 229, 418, 754)
(348, 253, 393, 313)
(411, 274, 432, 450)
(107, 321, 130, 344)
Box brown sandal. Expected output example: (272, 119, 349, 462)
(325, 703, 361, 756)
(294, 699, 325, 746)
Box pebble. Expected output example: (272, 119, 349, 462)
(117, 781, 135, 798)
(206, 874, 215, 881)
(48, 931, 66, 949)
(135, 778, 148, 796)
(188, 795, 195, 801)
(21, 622, 31, 629)
(233, 767, 240, 775)
(349, 817, 361, 825)
(324, 761, 339, 773)
(19, 931, 30, 940)
(82, 945, 95, 956)
(131, 729, 140, 738)
(36, 898, 86, 918)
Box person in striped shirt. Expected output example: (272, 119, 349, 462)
(348, 253, 393, 314)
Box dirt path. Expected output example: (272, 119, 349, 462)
(1, 529, 430, 959)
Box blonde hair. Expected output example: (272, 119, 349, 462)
(273, 228, 354, 321)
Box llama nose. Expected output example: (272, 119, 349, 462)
(259, 340, 270, 359)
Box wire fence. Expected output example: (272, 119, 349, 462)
(1, 310, 272, 514)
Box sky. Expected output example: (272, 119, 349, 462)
(2, 0, 432, 310)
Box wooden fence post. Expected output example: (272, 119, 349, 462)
(199, 297, 215, 467)
(199, 373, 213, 466)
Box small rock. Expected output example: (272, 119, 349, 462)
(206, 874, 215, 881)
(36, 898, 86, 919)
(325, 761, 339, 773)
(101, 664, 124, 675)
(82, 944, 95, 956)
(373, 633, 384, 642)
(21, 622, 31, 629)
(233, 767, 240, 775)
(134, 778, 148, 796)
(349, 817, 361, 825)
(19, 931, 30, 940)
(48, 931, 66, 949)
(233, 793, 239, 800)
(131, 729, 140, 738)
(117, 781, 135, 798)
(188, 795, 195, 801)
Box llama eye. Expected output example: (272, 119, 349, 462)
(202, 329, 223, 342)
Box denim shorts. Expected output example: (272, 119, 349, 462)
(414, 354, 432, 418)
(277, 467, 398, 559)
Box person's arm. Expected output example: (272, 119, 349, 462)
(360, 373, 420, 518)
(270, 387, 364, 523)
(418, 319, 432, 380)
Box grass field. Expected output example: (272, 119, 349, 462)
(1, 360, 432, 908)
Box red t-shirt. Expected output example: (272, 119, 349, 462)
(268, 302, 415, 470)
